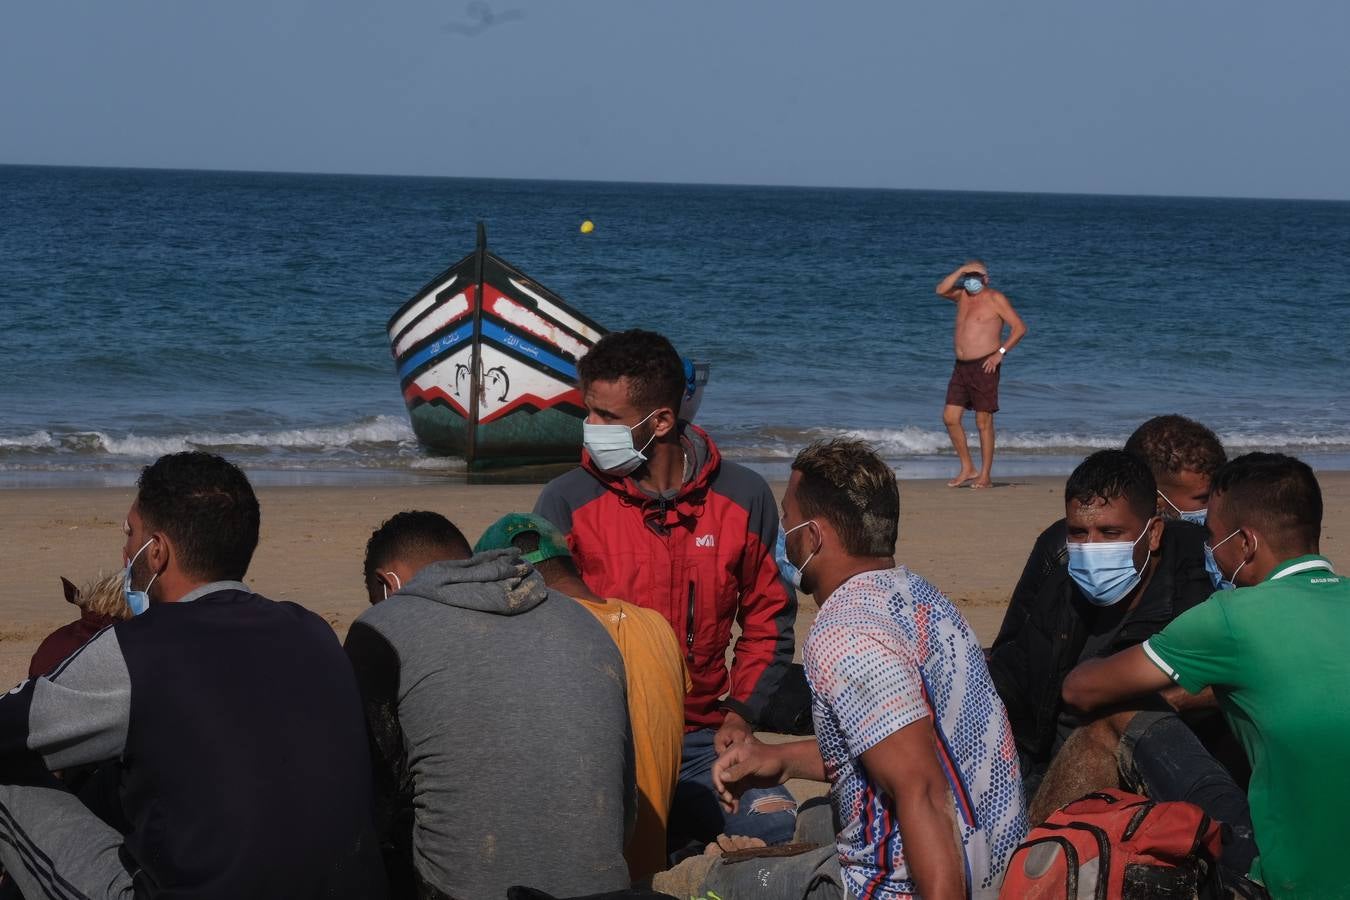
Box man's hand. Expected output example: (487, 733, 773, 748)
(714, 710, 754, 753)
(981, 352, 1003, 375)
(964, 261, 988, 277)
(712, 738, 787, 812)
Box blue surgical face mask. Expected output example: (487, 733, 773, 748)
(1204, 528, 1251, 591)
(122, 538, 158, 616)
(1158, 490, 1207, 526)
(1066, 517, 1156, 607)
(962, 276, 985, 294)
(774, 520, 818, 591)
(582, 409, 659, 476)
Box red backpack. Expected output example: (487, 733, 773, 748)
(1000, 790, 1224, 899)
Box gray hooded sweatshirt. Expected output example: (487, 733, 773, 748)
(344, 550, 633, 899)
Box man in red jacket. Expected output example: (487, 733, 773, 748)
(535, 329, 798, 852)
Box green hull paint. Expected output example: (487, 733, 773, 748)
(408, 404, 471, 457)
(409, 403, 582, 469)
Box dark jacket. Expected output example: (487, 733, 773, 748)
(0, 583, 386, 900)
(534, 424, 796, 731)
(987, 519, 1213, 781)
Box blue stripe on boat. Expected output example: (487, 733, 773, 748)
(397, 325, 473, 380)
(480, 320, 578, 380)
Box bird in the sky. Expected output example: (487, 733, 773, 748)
(443, 2, 525, 37)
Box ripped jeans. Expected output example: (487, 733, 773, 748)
(668, 728, 798, 855)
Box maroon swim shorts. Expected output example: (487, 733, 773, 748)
(945, 358, 1000, 413)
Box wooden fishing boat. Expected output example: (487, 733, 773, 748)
(387, 224, 708, 469)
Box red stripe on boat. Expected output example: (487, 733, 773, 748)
(477, 389, 585, 424)
(402, 384, 470, 417)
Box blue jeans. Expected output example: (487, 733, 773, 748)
(669, 728, 798, 853)
(1119, 711, 1259, 884)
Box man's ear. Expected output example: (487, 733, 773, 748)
(1240, 527, 1261, 563)
(145, 533, 171, 575)
(373, 568, 410, 604)
(1147, 516, 1165, 553)
(61, 577, 81, 605)
(651, 406, 679, 438)
(809, 517, 836, 556)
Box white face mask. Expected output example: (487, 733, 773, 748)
(380, 571, 403, 602)
(582, 409, 659, 476)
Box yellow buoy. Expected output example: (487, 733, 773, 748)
(579, 220, 595, 234)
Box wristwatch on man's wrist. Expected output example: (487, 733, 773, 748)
(998, 346, 1007, 355)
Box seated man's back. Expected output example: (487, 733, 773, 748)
(113, 587, 386, 895)
(346, 552, 632, 900)
(474, 512, 691, 882)
(0, 584, 386, 899)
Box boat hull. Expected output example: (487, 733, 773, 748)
(387, 228, 604, 468)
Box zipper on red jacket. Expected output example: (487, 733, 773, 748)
(685, 582, 696, 662)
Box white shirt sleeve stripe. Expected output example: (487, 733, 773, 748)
(1142, 639, 1179, 682)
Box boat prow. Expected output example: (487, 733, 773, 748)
(387, 224, 711, 470)
(387, 224, 606, 468)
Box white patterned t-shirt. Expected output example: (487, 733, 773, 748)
(803, 567, 1028, 899)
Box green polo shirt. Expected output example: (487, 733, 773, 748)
(1143, 555, 1348, 898)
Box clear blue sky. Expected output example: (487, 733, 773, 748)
(3, 0, 1348, 199)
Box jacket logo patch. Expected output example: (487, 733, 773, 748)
(695, 534, 716, 548)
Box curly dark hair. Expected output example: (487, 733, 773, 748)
(1065, 450, 1157, 521)
(791, 439, 898, 557)
(136, 452, 260, 582)
(1211, 452, 1321, 553)
(1125, 415, 1227, 479)
(576, 329, 685, 413)
(363, 510, 471, 597)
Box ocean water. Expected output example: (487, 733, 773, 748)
(2, 164, 1349, 485)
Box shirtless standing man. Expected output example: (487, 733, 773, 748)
(936, 260, 1028, 488)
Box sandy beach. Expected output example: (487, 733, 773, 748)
(3, 471, 1346, 690)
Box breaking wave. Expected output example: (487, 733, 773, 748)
(0, 416, 417, 462)
(715, 425, 1350, 460)
(3, 417, 1350, 480)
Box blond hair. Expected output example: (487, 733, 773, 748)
(70, 571, 133, 620)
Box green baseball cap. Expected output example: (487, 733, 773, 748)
(474, 513, 572, 565)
